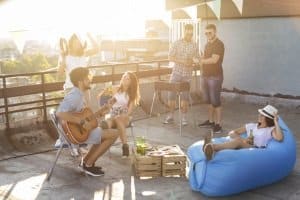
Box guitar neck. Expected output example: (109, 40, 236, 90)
(85, 97, 115, 121)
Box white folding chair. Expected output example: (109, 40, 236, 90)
(46, 110, 80, 181)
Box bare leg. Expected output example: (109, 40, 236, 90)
(168, 100, 176, 117)
(204, 137, 252, 160)
(103, 118, 114, 129)
(84, 129, 119, 166)
(208, 104, 214, 123)
(114, 115, 130, 144)
(215, 106, 222, 125)
(181, 100, 188, 114)
(213, 137, 252, 152)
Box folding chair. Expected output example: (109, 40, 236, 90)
(46, 110, 80, 181)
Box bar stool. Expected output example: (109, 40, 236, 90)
(149, 81, 192, 136)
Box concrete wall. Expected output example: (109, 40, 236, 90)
(201, 17, 300, 96)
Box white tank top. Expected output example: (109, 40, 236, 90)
(112, 92, 129, 109)
(64, 55, 90, 89)
(245, 123, 274, 147)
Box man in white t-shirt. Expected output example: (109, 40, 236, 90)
(203, 105, 284, 160)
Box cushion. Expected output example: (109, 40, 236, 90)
(187, 118, 296, 197)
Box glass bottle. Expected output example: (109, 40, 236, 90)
(249, 129, 254, 145)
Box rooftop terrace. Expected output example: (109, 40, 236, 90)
(0, 99, 299, 199)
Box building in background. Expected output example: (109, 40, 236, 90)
(166, 0, 300, 97)
(22, 40, 57, 57)
(0, 39, 20, 61)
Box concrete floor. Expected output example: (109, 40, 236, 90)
(0, 100, 299, 200)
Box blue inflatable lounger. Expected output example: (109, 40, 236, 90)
(187, 118, 296, 197)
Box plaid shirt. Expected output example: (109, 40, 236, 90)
(169, 39, 199, 77)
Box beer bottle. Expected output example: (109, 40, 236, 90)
(249, 129, 254, 145)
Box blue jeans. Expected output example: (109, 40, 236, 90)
(200, 76, 223, 107)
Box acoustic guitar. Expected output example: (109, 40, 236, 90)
(61, 98, 116, 144)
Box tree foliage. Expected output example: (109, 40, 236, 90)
(1, 54, 57, 74)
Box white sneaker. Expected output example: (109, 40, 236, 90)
(181, 118, 188, 126)
(54, 139, 67, 148)
(163, 116, 174, 124)
(70, 146, 80, 157)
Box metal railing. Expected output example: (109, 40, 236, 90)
(0, 60, 170, 129)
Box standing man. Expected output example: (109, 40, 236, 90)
(198, 24, 225, 133)
(56, 67, 119, 176)
(164, 24, 200, 125)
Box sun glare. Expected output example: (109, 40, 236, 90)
(0, 0, 168, 40)
(0, 173, 47, 200)
(94, 180, 125, 199)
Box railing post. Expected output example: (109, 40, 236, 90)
(2, 77, 9, 129)
(158, 61, 161, 81)
(136, 63, 139, 77)
(41, 73, 47, 122)
(112, 65, 115, 85)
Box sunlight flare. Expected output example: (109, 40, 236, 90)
(0, 173, 47, 200)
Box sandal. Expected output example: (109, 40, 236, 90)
(204, 143, 214, 161)
(202, 132, 213, 152)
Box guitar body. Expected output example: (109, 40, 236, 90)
(61, 108, 98, 144)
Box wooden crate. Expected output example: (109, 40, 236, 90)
(132, 145, 186, 178)
(162, 145, 186, 177)
(132, 150, 162, 178)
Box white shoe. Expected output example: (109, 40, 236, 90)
(163, 116, 174, 124)
(70, 145, 80, 157)
(71, 147, 80, 157)
(54, 139, 67, 148)
(181, 118, 188, 126)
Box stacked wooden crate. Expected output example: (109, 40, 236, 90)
(132, 150, 162, 178)
(132, 145, 186, 178)
(162, 145, 186, 177)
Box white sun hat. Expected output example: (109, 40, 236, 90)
(258, 105, 278, 119)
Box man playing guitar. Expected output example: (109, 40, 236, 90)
(56, 67, 119, 177)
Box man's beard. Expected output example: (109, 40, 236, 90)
(84, 85, 91, 90)
(208, 35, 216, 41)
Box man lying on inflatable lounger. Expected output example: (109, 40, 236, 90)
(203, 105, 284, 160)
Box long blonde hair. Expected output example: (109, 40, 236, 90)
(119, 72, 140, 106)
(67, 34, 87, 56)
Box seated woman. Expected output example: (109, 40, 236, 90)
(203, 105, 283, 160)
(98, 72, 140, 157)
